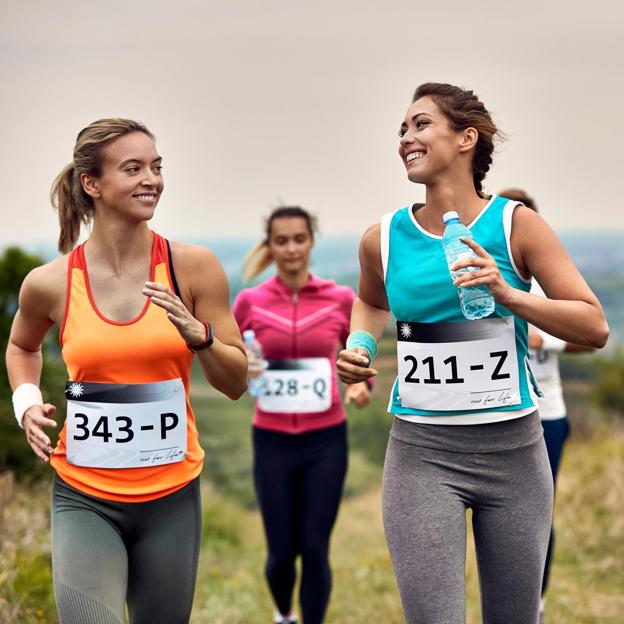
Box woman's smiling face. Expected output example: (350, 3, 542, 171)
(84, 131, 164, 222)
(398, 96, 469, 185)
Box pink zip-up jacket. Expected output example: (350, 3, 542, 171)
(233, 274, 355, 434)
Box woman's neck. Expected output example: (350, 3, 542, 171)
(417, 177, 489, 235)
(85, 218, 153, 275)
(277, 269, 310, 294)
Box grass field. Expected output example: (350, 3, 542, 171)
(1, 357, 623, 623)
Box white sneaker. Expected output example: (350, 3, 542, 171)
(539, 597, 546, 624)
(274, 611, 298, 624)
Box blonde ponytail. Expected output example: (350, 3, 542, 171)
(50, 163, 93, 253)
(242, 240, 274, 283)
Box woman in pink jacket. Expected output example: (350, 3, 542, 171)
(233, 206, 371, 624)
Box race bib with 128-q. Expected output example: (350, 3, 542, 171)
(258, 358, 332, 413)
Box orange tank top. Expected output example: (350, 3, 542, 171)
(50, 232, 204, 502)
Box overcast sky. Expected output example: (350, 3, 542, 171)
(1, 0, 622, 248)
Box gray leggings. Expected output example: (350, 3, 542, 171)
(382, 413, 553, 624)
(51, 474, 201, 624)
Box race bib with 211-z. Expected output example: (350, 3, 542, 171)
(397, 317, 521, 412)
(65, 378, 187, 469)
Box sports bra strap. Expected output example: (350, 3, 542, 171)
(165, 239, 182, 299)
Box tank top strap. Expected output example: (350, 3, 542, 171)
(59, 244, 86, 345)
(380, 210, 396, 283)
(152, 231, 168, 266)
(70, 243, 87, 270)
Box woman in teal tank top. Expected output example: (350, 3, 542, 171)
(337, 83, 608, 624)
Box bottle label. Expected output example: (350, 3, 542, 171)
(65, 379, 187, 468)
(448, 250, 476, 278)
(257, 358, 332, 413)
(396, 317, 520, 411)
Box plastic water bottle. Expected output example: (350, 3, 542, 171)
(242, 329, 267, 397)
(442, 211, 495, 320)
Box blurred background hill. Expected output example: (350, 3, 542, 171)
(12, 230, 624, 343)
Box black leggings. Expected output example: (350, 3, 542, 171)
(253, 423, 348, 624)
(51, 474, 201, 624)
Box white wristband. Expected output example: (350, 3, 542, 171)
(12, 383, 44, 429)
(538, 331, 566, 353)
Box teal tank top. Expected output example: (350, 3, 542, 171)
(381, 195, 538, 417)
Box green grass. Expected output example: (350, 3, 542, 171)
(0, 474, 56, 624)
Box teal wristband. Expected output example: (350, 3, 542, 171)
(346, 330, 378, 362)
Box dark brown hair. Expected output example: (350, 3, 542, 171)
(50, 118, 155, 253)
(242, 206, 318, 282)
(412, 83, 504, 198)
(499, 188, 538, 212)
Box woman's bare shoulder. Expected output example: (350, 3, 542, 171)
(19, 254, 69, 320)
(22, 254, 68, 298)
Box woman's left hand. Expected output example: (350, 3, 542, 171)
(452, 238, 514, 305)
(143, 281, 206, 345)
(344, 382, 371, 408)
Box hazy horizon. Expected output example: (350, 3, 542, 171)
(7, 229, 624, 273)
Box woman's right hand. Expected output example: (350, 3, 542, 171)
(23, 404, 57, 462)
(337, 347, 378, 384)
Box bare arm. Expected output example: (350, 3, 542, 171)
(563, 342, 595, 353)
(453, 207, 608, 348)
(337, 224, 390, 384)
(528, 328, 595, 353)
(6, 262, 65, 461)
(144, 243, 247, 400)
(338, 288, 373, 408)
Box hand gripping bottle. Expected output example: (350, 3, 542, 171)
(442, 211, 495, 320)
(242, 329, 268, 397)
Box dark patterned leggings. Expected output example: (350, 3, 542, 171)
(51, 474, 201, 624)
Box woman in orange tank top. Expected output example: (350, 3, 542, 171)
(6, 119, 247, 624)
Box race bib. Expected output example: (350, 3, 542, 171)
(528, 348, 555, 381)
(396, 317, 521, 411)
(257, 358, 332, 413)
(65, 379, 187, 469)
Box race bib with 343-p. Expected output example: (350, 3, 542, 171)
(65, 379, 187, 469)
(397, 317, 521, 412)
